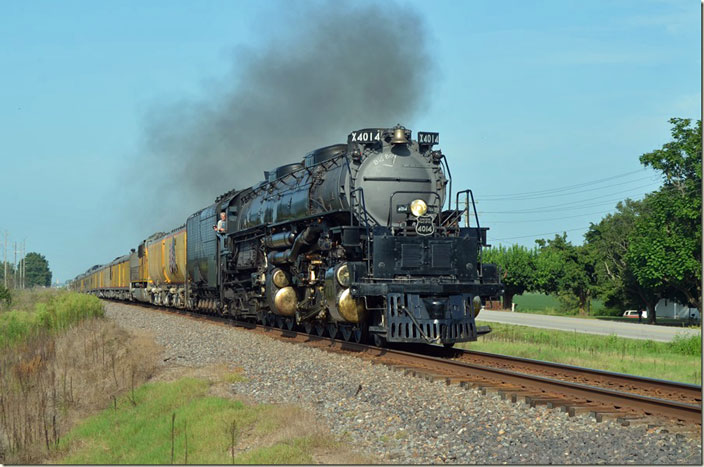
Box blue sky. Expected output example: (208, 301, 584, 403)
(0, 0, 700, 283)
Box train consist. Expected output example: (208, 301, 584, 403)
(70, 125, 502, 346)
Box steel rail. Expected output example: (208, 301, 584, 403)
(454, 349, 702, 403)
(376, 347, 702, 425)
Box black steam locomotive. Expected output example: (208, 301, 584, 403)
(72, 125, 502, 346)
(185, 125, 502, 346)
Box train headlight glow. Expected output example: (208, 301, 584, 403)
(410, 199, 428, 217)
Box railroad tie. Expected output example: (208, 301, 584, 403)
(524, 396, 565, 408)
(616, 415, 643, 426)
(566, 404, 606, 418)
(588, 410, 629, 423)
(445, 377, 472, 386)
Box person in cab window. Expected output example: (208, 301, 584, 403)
(213, 212, 227, 234)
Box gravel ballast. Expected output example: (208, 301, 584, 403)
(105, 302, 702, 464)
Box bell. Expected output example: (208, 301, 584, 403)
(391, 127, 408, 144)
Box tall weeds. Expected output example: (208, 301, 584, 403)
(0, 292, 157, 463)
(0, 293, 104, 348)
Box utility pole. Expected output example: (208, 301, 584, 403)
(22, 240, 26, 289)
(18, 242, 22, 289)
(3, 231, 7, 288)
(20, 241, 25, 289)
(13, 242, 16, 289)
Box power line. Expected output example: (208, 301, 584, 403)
(477, 181, 700, 215)
(475, 176, 658, 202)
(480, 209, 615, 224)
(492, 226, 590, 241)
(479, 169, 647, 198)
(478, 194, 647, 214)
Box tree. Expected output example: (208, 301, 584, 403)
(0, 261, 15, 287)
(534, 234, 597, 315)
(627, 189, 701, 322)
(24, 252, 52, 288)
(639, 118, 701, 193)
(585, 199, 657, 313)
(533, 236, 564, 296)
(483, 245, 535, 309)
(628, 118, 702, 322)
(0, 284, 10, 307)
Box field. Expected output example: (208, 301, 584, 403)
(0, 290, 368, 464)
(0, 289, 158, 464)
(461, 321, 702, 384)
(512, 292, 701, 328)
(512, 292, 611, 315)
(3, 289, 699, 463)
(56, 369, 367, 464)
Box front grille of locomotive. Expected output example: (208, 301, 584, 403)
(371, 230, 478, 281)
(389, 321, 475, 342)
(387, 293, 476, 341)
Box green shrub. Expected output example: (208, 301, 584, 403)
(0, 284, 11, 308)
(0, 292, 104, 348)
(669, 334, 701, 356)
(556, 292, 580, 315)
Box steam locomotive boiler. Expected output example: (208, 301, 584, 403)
(183, 124, 502, 346)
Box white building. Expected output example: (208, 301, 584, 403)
(655, 298, 700, 320)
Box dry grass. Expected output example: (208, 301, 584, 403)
(0, 317, 159, 463)
(0, 288, 61, 313)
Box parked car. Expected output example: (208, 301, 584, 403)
(623, 310, 647, 319)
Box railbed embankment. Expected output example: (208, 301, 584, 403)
(104, 301, 702, 464)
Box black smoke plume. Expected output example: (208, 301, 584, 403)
(132, 1, 432, 235)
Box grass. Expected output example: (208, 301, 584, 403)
(512, 292, 612, 316)
(0, 290, 157, 464)
(58, 377, 346, 464)
(593, 315, 701, 328)
(460, 321, 702, 384)
(512, 293, 560, 313)
(0, 291, 104, 347)
(512, 292, 700, 327)
(223, 368, 249, 383)
(0, 287, 59, 312)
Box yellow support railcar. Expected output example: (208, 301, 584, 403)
(144, 227, 187, 307)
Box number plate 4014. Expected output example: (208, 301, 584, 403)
(415, 216, 435, 236)
(349, 130, 381, 143)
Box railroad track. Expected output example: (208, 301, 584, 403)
(116, 301, 703, 427)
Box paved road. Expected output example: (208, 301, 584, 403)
(476, 310, 700, 342)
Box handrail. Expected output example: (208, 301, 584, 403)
(350, 187, 372, 272)
(440, 154, 452, 211)
(343, 156, 373, 273)
(455, 189, 480, 230)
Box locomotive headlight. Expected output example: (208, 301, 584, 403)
(410, 199, 428, 217)
(336, 263, 350, 287)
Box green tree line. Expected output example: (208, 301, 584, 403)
(484, 118, 701, 324)
(0, 252, 52, 289)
